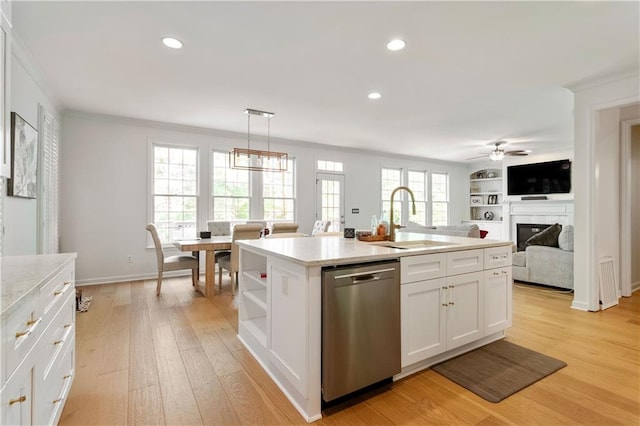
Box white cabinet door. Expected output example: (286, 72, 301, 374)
(1, 361, 33, 426)
(483, 267, 512, 335)
(446, 271, 484, 350)
(269, 259, 308, 398)
(400, 278, 447, 367)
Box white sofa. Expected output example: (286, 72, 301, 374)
(399, 224, 481, 238)
(511, 225, 574, 290)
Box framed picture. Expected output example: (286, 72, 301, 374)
(487, 194, 498, 204)
(8, 112, 38, 198)
(470, 195, 483, 205)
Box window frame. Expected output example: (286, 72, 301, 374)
(430, 171, 450, 226)
(262, 158, 296, 222)
(210, 150, 252, 223)
(148, 140, 200, 247)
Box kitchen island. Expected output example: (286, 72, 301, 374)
(236, 234, 513, 422)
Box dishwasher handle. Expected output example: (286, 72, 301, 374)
(333, 267, 396, 285)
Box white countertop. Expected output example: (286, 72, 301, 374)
(1, 253, 77, 319)
(238, 233, 513, 267)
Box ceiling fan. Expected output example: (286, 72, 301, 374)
(466, 141, 530, 161)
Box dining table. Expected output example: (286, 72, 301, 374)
(173, 236, 232, 298)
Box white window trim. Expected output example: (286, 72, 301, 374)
(147, 139, 201, 247)
(430, 170, 450, 226)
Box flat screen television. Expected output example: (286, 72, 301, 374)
(507, 159, 571, 195)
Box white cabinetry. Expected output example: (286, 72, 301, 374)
(1, 255, 76, 426)
(467, 168, 504, 239)
(400, 247, 511, 369)
(238, 248, 321, 420)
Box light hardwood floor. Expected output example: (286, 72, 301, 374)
(60, 276, 640, 425)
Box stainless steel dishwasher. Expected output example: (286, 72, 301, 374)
(322, 260, 400, 402)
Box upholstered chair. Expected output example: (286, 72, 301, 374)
(217, 224, 263, 295)
(271, 223, 299, 234)
(311, 220, 331, 236)
(206, 220, 231, 236)
(146, 223, 199, 296)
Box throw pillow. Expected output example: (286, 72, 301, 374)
(526, 223, 562, 248)
(557, 225, 574, 252)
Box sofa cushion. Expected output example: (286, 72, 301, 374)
(557, 225, 574, 252)
(526, 223, 561, 248)
(512, 251, 526, 267)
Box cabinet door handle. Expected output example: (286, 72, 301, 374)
(16, 317, 42, 339)
(63, 374, 72, 379)
(9, 396, 27, 405)
(54, 339, 65, 345)
(53, 398, 63, 404)
(64, 323, 72, 328)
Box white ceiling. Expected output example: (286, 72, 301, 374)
(11, 1, 640, 162)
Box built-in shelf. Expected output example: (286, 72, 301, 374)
(469, 168, 504, 239)
(470, 177, 501, 182)
(242, 270, 267, 288)
(243, 288, 267, 311)
(240, 317, 267, 346)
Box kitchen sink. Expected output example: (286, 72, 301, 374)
(372, 240, 456, 250)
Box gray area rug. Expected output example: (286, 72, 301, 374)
(431, 340, 566, 403)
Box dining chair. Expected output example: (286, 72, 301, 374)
(146, 223, 199, 296)
(217, 224, 263, 295)
(206, 220, 231, 236)
(207, 220, 232, 263)
(311, 220, 331, 236)
(271, 223, 299, 234)
(265, 232, 306, 238)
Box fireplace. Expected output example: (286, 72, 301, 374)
(516, 223, 551, 251)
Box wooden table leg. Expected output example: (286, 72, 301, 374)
(192, 251, 199, 286)
(205, 249, 215, 298)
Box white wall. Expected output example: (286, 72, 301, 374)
(60, 112, 469, 284)
(594, 107, 621, 277)
(568, 69, 640, 311)
(631, 125, 640, 287)
(3, 48, 62, 255)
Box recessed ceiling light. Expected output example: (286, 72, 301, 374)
(386, 39, 406, 51)
(162, 37, 183, 49)
(368, 92, 382, 100)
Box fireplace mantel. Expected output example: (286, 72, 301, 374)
(507, 199, 574, 244)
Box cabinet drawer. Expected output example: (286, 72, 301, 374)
(37, 336, 75, 426)
(484, 246, 512, 269)
(401, 253, 447, 284)
(4, 294, 43, 382)
(39, 291, 75, 382)
(446, 249, 483, 276)
(40, 263, 74, 324)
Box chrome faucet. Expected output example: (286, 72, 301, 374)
(389, 186, 416, 242)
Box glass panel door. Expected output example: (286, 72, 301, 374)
(316, 173, 344, 232)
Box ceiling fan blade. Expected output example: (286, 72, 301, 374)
(465, 154, 488, 161)
(504, 150, 529, 156)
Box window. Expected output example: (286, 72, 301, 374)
(408, 170, 427, 226)
(381, 168, 402, 223)
(263, 159, 295, 221)
(211, 151, 250, 220)
(317, 160, 343, 172)
(431, 172, 449, 226)
(38, 108, 60, 254)
(152, 144, 198, 243)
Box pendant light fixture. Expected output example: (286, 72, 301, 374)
(229, 108, 288, 172)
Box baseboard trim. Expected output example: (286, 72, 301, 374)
(571, 300, 590, 311)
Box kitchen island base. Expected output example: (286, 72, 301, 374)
(236, 235, 513, 422)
